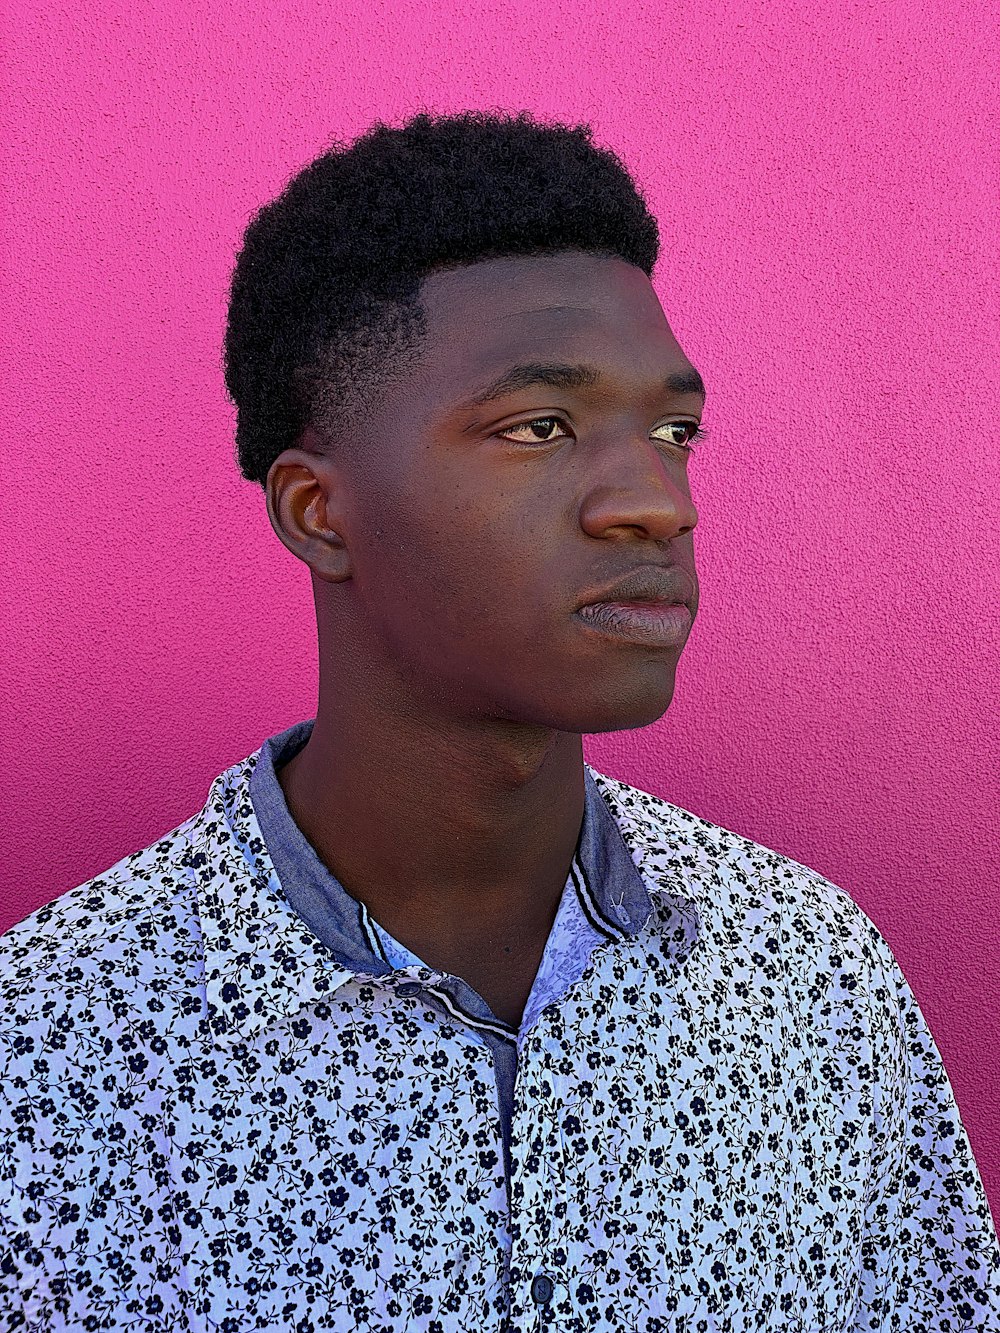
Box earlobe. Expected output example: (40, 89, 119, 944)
(265, 448, 352, 583)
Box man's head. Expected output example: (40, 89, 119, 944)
(225, 112, 704, 736)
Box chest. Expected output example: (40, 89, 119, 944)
(37, 952, 872, 1332)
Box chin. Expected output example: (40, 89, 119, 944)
(570, 674, 679, 735)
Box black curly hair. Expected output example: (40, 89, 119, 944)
(224, 111, 661, 486)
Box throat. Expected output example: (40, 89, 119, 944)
(461, 958, 542, 1030)
(418, 931, 552, 1032)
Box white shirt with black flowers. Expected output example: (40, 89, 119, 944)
(2, 735, 998, 1333)
(246, 718, 675, 1195)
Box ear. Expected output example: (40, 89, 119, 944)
(265, 429, 352, 584)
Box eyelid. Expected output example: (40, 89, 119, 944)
(495, 409, 573, 429)
(652, 414, 702, 429)
(493, 412, 575, 440)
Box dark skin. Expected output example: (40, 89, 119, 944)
(267, 250, 703, 1027)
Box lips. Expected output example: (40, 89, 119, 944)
(576, 565, 695, 612)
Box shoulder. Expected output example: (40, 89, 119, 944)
(0, 811, 205, 1031)
(0, 748, 264, 1013)
(588, 765, 892, 979)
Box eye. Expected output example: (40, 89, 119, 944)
(495, 416, 708, 451)
(496, 416, 571, 444)
(651, 421, 708, 452)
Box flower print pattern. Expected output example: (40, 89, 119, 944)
(1, 744, 997, 1331)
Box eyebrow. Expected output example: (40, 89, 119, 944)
(456, 361, 707, 410)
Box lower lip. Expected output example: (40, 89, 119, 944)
(574, 601, 692, 647)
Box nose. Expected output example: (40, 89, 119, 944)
(578, 434, 699, 542)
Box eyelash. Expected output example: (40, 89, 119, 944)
(496, 416, 708, 453)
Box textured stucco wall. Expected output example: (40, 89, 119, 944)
(2, 1, 998, 1213)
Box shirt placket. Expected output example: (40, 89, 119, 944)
(504, 1010, 567, 1333)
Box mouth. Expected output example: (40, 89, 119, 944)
(574, 600, 693, 648)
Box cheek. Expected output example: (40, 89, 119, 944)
(368, 503, 564, 661)
(352, 488, 502, 629)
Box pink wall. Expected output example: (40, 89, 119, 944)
(3, 1, 998, 1215)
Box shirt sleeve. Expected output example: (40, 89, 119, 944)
(851, 916, 1000, 1331)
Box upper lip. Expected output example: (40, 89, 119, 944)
(576, 565, 695, 611)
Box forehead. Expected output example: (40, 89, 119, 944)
(412, 251, 695, 401)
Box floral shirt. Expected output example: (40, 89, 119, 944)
(248, 720, 658, 1190)
(2, 731, 998, 1332)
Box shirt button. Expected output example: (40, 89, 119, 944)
(396, 981, 422, 997)
(530, 1274, 554, 1306)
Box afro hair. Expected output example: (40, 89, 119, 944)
(224, 111, 660, 486)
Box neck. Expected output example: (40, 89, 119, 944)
(276, 651, 587, 965)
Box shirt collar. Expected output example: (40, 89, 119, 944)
(249, 717, 658, 970)
(248, 719, 391, 976)
(193, 724, 700, 1047)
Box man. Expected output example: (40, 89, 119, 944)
(2, 112, 997, 1332)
